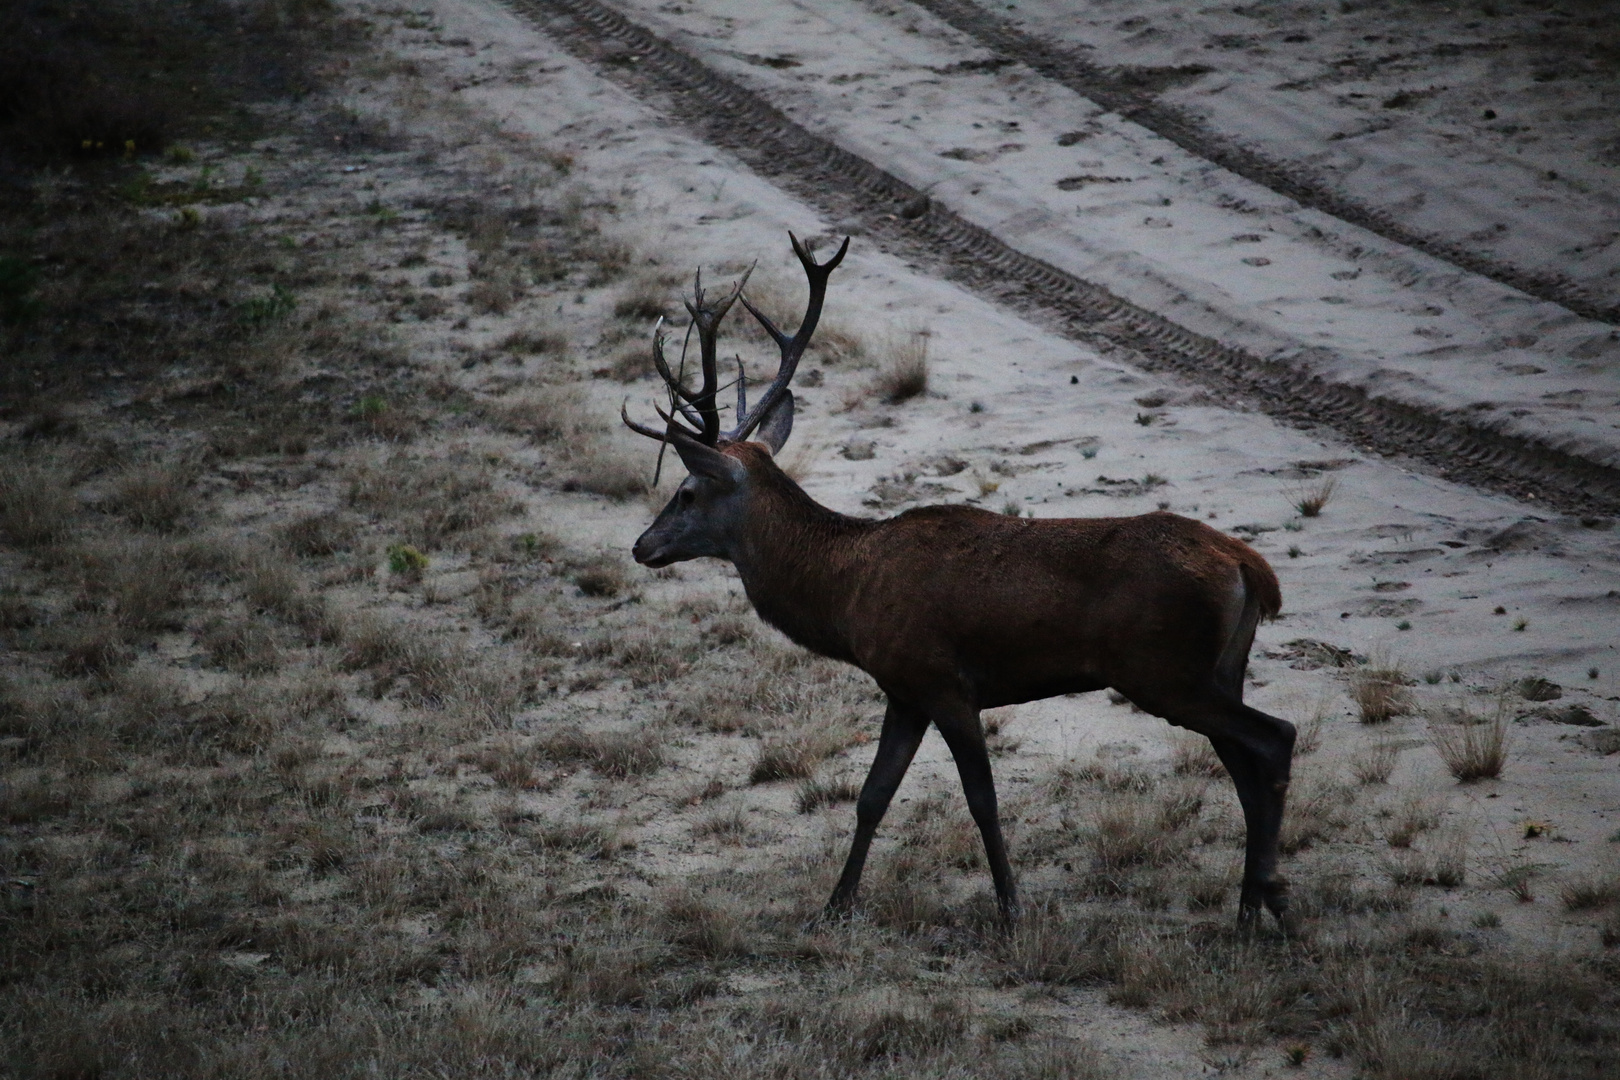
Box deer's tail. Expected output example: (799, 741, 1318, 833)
(1215, 554, 1281, 697)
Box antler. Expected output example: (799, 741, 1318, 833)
(726, 232, 849, 443)
(622, 233, 848, 449)
(624, 267, 750, 447)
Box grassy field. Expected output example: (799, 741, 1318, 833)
(2, 3, 1618, 1077)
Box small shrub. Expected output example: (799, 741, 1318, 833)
(109, 461, 197, 532)
(1169, 732, 1225, 777)
(692, 807, 750, 843)
(497, 326, 567, 355)
(871, 329, 929, 404)
(797, 776, 862, 814)
(484, 386, 583, 444)
(573, 553, 629, 597)
(199, 616, 281, 674)
(1560, 875, 1620, 911)
(1386, 793, 1440, 848)
(54, 620, 134, 676)
(1001, 903, 1117, 985)
(1295, 477, 1337, 517)
(600, 342, 654, 382)
(593, 730, 666, 779)
(1349, 664, 1413, 724)
(1090, 795, 1181, 870)
(1430, 710, 1509, 781)
(750, 730, 847, 784)
(1351, 741, 1400, 784)
(1294, 705, 1325, 755)
(387, 542, 429, 579)
(534, 725, 663, 778)
(561, 442, 649, 499)
(0, 465, 75, 546)
(279, 510, 358, 556)
(612, 276, 672, 321)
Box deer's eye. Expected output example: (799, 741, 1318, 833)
(678, 488, 696, 506)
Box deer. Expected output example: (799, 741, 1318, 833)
(621, 234, 1296, 931)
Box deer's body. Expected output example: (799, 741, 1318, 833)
(686, 443, 1279, 713)
(624, 236, 1297, 929)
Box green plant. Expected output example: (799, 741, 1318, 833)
(1287, 545, 1302, 558)
(238, 284, 297, 325)
(387, 543, 429, 578)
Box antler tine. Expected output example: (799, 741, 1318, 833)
(727, 232, 849, 442)
(650, 319, 701, 407)
(681, 266, 754, 445)
(735, 356, 747, 421)
(621, 399, 677, 442)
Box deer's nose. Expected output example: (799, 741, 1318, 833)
(631, 530, 662, 567)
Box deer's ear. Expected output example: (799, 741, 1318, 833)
(672, 434, 748, 487)
(753, 390, 794, 454)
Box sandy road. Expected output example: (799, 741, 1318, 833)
(501, 0, 1620, 516)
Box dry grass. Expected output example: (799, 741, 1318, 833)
(871, 328, 930, 405)
(1429, 708, 1510, 781)
(534, 724, 666, 778)
(347, 450, 520, 548)
(1350, 740, 1401, 784)
(1385, 792, 1441, 848)
(1169, 731, 1225, 777)
(1560, 874, 1620, 912)
(109, 461, 197, 532)
(1294, 476, 1338, 517)
(1348, 660, 1414, 724)
(750, 728, 850, 784)
(0, 464, 76, 547)
(796, 776, 862, 814)
(482, 385, 586, 443)
(561, 440, 650, 500)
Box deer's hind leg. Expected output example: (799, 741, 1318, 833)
(931, 700, 1018, 920)
(827, 699, 929, 915)
(1157, 692, 1295, 930)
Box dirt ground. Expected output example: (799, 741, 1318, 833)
(3, 1, 1619, 1077)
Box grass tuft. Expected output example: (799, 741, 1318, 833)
(871, 329, 930, 405)
(1429, 708, 1509, 781)
(1348, 660, 1413, 724)
(1294, 476, 1337, 517)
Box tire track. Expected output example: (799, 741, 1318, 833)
(907, 0, 1619, 328)
(506, 0, 1620, 515)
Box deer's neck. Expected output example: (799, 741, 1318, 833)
(730, 471, 871, 663)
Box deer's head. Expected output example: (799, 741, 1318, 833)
(624, 233, 847, 568)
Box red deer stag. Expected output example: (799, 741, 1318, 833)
(622, 235, 1295, 929)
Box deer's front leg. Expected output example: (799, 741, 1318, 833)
(826, 699, 928, 915)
